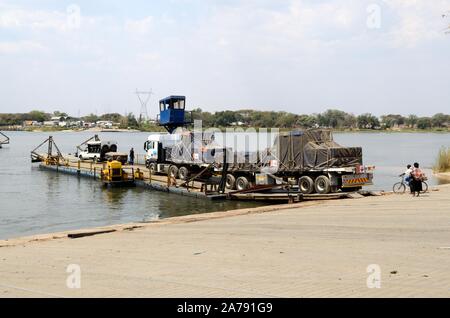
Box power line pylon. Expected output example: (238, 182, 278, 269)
(136, 89, 153, 123)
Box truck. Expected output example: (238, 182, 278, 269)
(144, 95, 374, 194)
(144, 129, 374, 194)
(76, 135, 126, 163)
(144, 131, 212, 180)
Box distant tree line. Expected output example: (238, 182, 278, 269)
(1, 109, 449, 131)
(191, 109, 450, 130)
(0, 111, 143, 130)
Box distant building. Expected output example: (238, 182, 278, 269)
(43, 121, 58, 127)
(43, 116, 67, 127)
(83, 122, 96, 128)
(96, 121, 113, 129)
(23, 121, 42, 127)
(51, 116, 66, 122)
(67, 120, 83, 128)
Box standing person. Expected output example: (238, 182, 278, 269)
(129, 148, 135, 166)
(410, 162, 423, 197)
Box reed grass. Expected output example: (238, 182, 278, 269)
(434, 147, 450, 173)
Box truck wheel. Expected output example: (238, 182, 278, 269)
(149, 163, 157, 175)
(236, 176, 250, 191)
(179, 167, 190, 180)
(298, 176, 314, 194)
(93, 156, 98, 163)
(225, 174, 236, 190)
(314, 175, 331, 194)
(168, 165, 179, 178)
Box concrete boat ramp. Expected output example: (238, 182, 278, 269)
(1, 184, 449, 297)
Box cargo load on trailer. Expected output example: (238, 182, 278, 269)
(272, 130, 362, 171)
(211, 129, 373, 193)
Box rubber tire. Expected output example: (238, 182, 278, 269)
(79, 155, 83, 160)
(168, 165, 179, 178)
(178, 166, 190, 180)
(226, 174, 236, 190)
(298, 176, 315, 194)
(393, 182, 406, 194)
(422, 182, 429, 193)
(149, 163, 157, 175)
(236, 176, 250, 191)
(314, 175, 331, 194)
(93, 156, 98, 163)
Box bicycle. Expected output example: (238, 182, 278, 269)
(393, 174, 428, 194)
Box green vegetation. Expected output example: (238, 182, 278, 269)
(434, 147, 450, 173)
(0, 110, 50, 125)
(192, 108, 449, 131)
(1, 109, 449, 132)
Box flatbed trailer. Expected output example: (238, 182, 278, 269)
(143, 129, 374, 195)
(228, 129, 374, 193)
(222, 165, 374, 193)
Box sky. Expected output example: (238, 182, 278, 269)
(0, 0, 449, 118)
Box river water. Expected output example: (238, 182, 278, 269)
(0, 131, 449, 240)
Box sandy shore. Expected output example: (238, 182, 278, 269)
(435, 172, 450, 181)
(1, 185, 450, 298)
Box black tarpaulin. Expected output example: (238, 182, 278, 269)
(274, 129, 363, 171)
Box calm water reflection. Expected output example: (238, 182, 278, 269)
(0, 131, 259, 240)
(0, 131, 449, 240)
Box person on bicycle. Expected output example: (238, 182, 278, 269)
(410, 162, 424, 197)
(400, 164, 413, 185)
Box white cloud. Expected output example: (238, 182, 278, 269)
(0, 40, 46, 54)
(384, 0, 450, 47)
(186, 0, 364, 64)
(194, 0, 450, 56)
(137, 52, 160, 62)
(0, 7, 71, 32)
(217, 37, 229, 47)
(0, 0, 449, 115)
(124, 16, 153, 35)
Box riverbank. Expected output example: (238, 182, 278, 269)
(435, 172, 450, 181)
(1, 184, 450, 297)
(28, 127, 142, 133)
(1, 126, 449, 133)
(0, 127, 161, 133)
